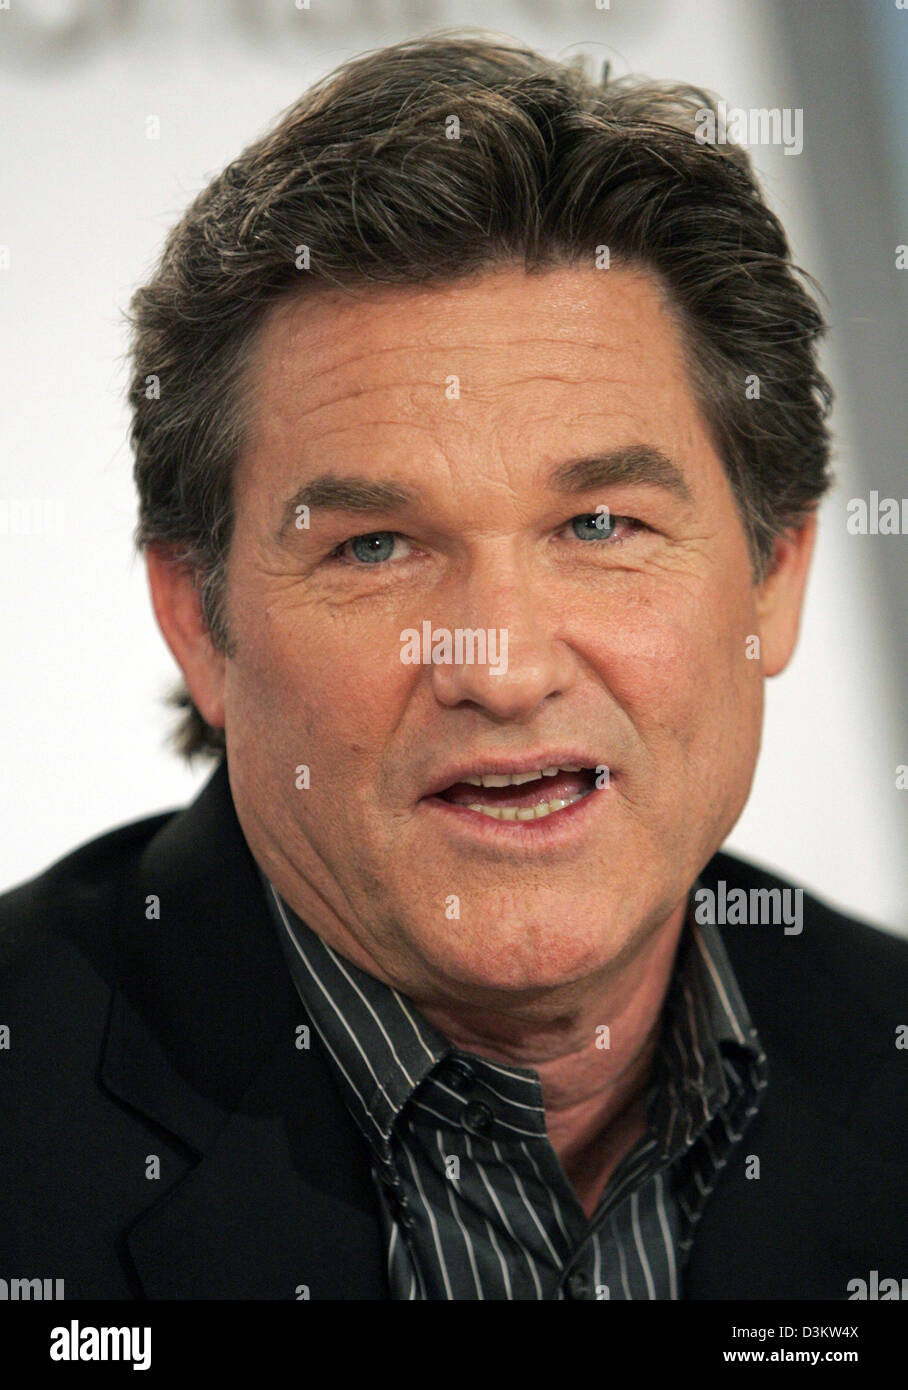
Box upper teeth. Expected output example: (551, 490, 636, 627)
(461, 764, 583, 787)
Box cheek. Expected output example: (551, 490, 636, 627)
(584, 576, 761, 763)
(231, 599, 413, 759)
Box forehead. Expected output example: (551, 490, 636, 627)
(241, 263, 714, 481)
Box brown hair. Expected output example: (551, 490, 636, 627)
(128, 30, 834, 761)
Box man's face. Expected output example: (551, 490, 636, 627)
(186, 265, 804, 1002)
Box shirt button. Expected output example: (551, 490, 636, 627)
(463, 1100, 494, 1137)
(441, 1058, 475, 1092)
(565, 1269, 591, 1299)
(393, 1189, 415, 1228)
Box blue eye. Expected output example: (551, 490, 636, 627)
(333, 532, 400, 564)
(570, 512, 642, 542)
(572, 513, 616, 541)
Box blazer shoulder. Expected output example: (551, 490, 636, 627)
(702, 847, 908, 1057)
(0, 807, 176, 978)
(709, 839, 906, 973)
(707, 845, 908, 967)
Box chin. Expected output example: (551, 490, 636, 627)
(417, 918, 628, 995)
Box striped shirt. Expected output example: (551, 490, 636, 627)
(261, 872, 768, 1299)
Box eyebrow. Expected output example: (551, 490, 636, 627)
(276, 444, 692, 541)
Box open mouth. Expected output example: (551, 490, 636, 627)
(433, 766, 598, 821)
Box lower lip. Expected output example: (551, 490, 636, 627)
(418, 784, 607, 848)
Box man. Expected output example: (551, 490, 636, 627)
(1, 34, 905, 1301)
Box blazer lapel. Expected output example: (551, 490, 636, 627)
(99, 759, 388, 1299)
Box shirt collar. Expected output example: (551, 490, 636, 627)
(647, 905, 766, 1161)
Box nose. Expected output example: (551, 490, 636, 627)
(427, 551, 579, 719)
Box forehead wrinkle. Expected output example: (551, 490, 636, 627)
(264, 299, 651, 383)
(279, 333, 642, 375)
(264, 382, 443, 425)
(258, 357, 647, 426)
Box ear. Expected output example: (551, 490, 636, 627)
(754, 512, 817, 677)
(145, 544, 227, 731)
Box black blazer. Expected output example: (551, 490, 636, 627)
(1, 759, 905, 1299)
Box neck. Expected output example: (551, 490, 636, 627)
(416, 900, 687, 1217)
